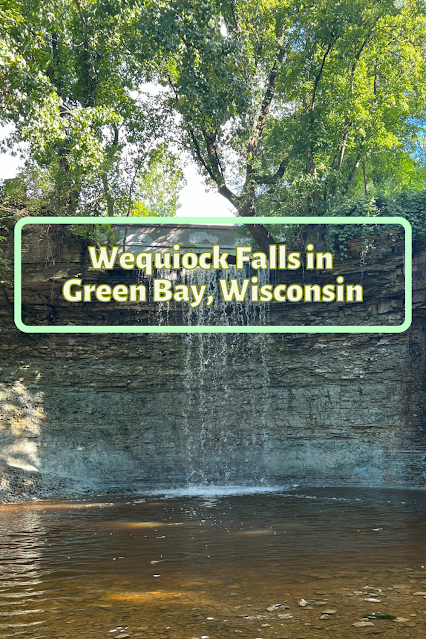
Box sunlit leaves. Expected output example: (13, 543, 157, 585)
(0, 0, 184, 217)
(2, 0, 426, 226)
(131, 0, 426, 218)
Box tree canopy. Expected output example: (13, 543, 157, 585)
(1, 0, 426, 247)
(0, 0, 184, 217)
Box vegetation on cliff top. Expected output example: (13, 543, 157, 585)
(1, 0, 426, 250)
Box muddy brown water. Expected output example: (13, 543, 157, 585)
(0, 487, 426, 638)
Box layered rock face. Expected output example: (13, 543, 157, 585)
(0, 222, 425, 500)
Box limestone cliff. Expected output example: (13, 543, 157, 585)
(1, 221, 425, 500)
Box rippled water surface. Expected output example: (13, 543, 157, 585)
(1, 487, 426, 638)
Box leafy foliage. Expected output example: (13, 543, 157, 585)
(0, 0, 184, 217)
(127, 0, 426, 247)
(131, 146, 186, 217)
(325, 189, 426, 258)
(1, 0, 426, 249)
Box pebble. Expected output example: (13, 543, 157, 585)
(353, 621, 374, 627)
(323, 610, 336, 615)
(277, 613, 293, 620)
(266, 603, 288, 612)
(394, 617, 409, 622)
(364, 598, 381, 603)
(413, 591, 426, 596)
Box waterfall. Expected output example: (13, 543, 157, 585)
(178, 266, 273, 486)
(138, 258, 274, 486)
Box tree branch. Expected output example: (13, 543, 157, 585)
(343, 151, 362, 194)
(228, 1, 240, 34)
(73, 0, 98, 85)
(248, 41, 286, 159)
(311, 37, 335, 108)
(254, 155, 291, 184)
(187, 128, 240, 208)
(350, 21, 378, 92)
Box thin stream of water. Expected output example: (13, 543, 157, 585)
(178, 266, 272, 485)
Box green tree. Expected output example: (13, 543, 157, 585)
(131, 145, 186, 217)
(2, 0, 426, 245)
(0, 0, 183, 217)
(128, 0, 426, 248)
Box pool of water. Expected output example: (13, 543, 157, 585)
(0, 487, 426, 638)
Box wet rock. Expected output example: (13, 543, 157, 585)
(413, 591, 426, 596)
(394, 617, 409, 622)
(323, 610, 336, 615)
(353, 621, 374, 627)
(364, 598, 381, 603)
(267, 603, 288, 612)
(314, 601, 328, 606)
(277, 613, 293, 620)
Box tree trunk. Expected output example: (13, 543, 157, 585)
(244, 223, 277, 253)
(362, 160, 369, 195)
(237, 195, 276, 252)
(102, 174, 114, 216)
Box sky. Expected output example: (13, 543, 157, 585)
(177, 162, 236, 218)
(0, 127, 234, 219)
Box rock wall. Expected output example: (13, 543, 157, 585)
(1, 222, 426, 500)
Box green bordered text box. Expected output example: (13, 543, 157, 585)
(14, 216, 412, 334)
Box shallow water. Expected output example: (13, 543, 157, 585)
(0, 487, 426, 638)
